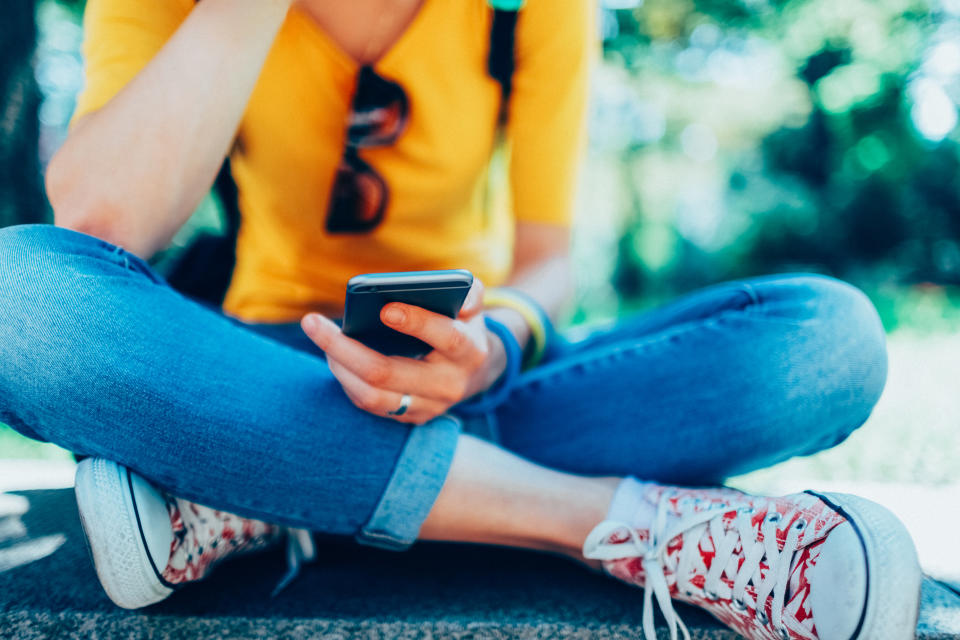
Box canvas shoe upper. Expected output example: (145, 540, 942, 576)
(583, 484, 921, 640)
(75, 457, 312, 609)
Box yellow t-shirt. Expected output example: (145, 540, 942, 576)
(75, 0, 592, 322)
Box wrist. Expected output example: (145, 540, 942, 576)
(485, 307, 530, 351)
(453, 317, 522, 417)
(483, 287, 550, 370)
(483, 326, 509, 391)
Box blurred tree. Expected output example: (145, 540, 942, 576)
(598, 0, 960, 305)
(0, 0, 46, 228)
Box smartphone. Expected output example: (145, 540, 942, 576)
(342, 269, 474, 358)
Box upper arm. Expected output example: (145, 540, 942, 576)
(506, 0, 596, 228)
(513, 222, 571, 273)
(73, 0, 193, 123)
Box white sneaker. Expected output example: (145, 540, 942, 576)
(75, 457, 285, 609)
(584, 483, 921, 640)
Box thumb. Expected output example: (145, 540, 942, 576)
(458, 278, 485, 319)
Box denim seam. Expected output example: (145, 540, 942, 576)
(40, 230, 163, 283)
(510, 319, 714, 396)
(741, 277, 838, 328)
(511, 300, 817, 397)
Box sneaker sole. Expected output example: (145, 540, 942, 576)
(814, 491, 922, 640)
(75, 458, 172, 609)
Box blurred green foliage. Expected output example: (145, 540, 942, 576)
(587, 0, 960, 319)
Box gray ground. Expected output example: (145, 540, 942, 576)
(1, 489, 958, 639)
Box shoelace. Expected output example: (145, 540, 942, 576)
(166, 498, 316, 594)
(273, 527, 317, 596)
(583, 491, 808, 640)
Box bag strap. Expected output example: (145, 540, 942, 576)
(487, 0, 524, 124)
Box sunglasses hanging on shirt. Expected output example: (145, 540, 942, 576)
(325, 66, 409, 233)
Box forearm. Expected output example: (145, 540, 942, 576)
(46, 0, 293, 258)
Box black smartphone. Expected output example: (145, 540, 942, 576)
(342, 269, 474, 358)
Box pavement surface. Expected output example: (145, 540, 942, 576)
(1, 488, 959, 639)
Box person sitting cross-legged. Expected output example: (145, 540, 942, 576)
(0, 0, 921, 638)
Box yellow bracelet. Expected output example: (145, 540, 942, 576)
(483, 288, 548, 369)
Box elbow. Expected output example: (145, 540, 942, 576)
(45, 147, 99, 232)
(45, 150, 146, 255)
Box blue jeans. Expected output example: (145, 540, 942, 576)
(0, 225, 887, 549)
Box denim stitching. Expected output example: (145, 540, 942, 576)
(508, 294, 818, 399)
(509, 318, 714, 398)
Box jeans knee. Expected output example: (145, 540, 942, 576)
(0, 225, 131, 447)
(0, 225, 112, 384)
(0, 224, 153, 305)
(0, 224, 83, 298)
(791, 275, 888, 444)
(814, 276, 886, 399)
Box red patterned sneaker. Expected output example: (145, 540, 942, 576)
(75, 457, 308, 609)
(583, 482, 921, 640)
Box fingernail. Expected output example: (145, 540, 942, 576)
(304, 314, 323, 331)
(383, 306, 405, 325)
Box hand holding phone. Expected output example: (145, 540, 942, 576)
(300, 270, 507, 425)
(342, 269, 474, 358)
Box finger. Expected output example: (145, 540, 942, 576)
(381, 303, 486, 363)
(302, 313, 426, 392)
(458, 278, 485, 319)
(327, 358, 448, 425)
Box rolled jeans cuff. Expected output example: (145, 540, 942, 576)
(355, 413, 462, 550)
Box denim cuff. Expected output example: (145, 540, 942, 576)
(355, 414, 462, 551)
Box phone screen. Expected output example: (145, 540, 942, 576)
(342, 270, 474, 358)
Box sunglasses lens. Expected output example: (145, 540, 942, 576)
(326, 155, 387, 233)
(326, 67, 406, 233)
(347, 67, 408, 147)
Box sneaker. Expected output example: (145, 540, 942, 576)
(75, 457, 290, 609)
(583, 483, 921, 640)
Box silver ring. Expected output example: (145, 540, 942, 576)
(387, 393, 412, 417)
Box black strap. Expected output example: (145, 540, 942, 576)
(214, 156, 241, 240)
(488, 9, 519, 123)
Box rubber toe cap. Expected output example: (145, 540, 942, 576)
(807, 521, 868, 640)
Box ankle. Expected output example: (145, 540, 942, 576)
(547, 475, 621, 557)
(419, 436, 622, 557)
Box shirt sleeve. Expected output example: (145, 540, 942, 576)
(73, 0, 193, 123)
(506, 0, 596, 227)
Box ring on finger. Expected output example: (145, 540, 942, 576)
(386, 393, 412, 417)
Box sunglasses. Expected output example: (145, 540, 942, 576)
(325, 66, 409, 233)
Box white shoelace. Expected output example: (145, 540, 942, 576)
(272, 527, 317, 597)
(583, 491, 808, 640)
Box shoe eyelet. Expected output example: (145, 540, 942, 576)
(778, 625, 790, 639)
(704, 588, 719, 601)
(793, 518, 807, 530)
(766, 512, 781, 524)
(731, 597, 747, 612)
(756, 611, 769, 625)
(684, 585, 704, 599)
